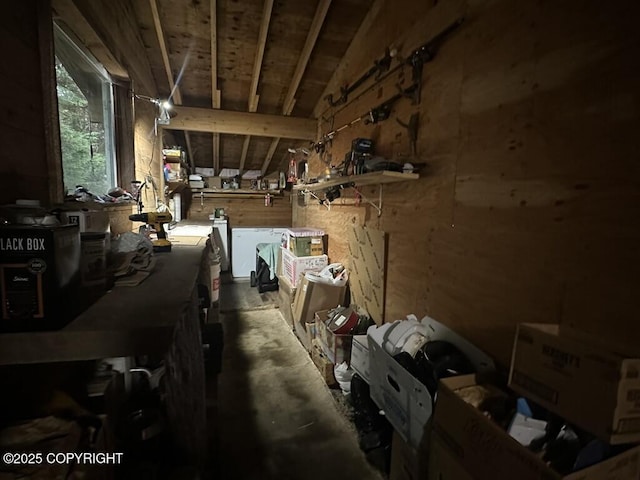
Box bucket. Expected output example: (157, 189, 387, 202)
(80, 232, 106, 289)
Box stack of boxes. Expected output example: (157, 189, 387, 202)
(276, 228, 328, 329)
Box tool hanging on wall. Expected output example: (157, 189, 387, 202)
(312, 83, 417, 153)
(325, 47, 397, 107)
(322, 17, 465, 115)
(397, 113, 420, 157)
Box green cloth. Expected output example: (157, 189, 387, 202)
(258, 242, 281, 280)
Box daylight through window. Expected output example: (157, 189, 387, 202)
(54, 24, 116, 196)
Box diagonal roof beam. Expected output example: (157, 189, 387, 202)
(149, 0, 195, 169)
(239, 0, 274, 174)
(261, 0, 331, 174)
(313, 0, 384, 118)
(165, 106, 316, 140)
(210, 0, 221, 174)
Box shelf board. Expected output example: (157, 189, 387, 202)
(292, 170, 419, 192)
(192, 188, 282, 199)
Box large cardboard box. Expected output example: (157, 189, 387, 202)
(276, 274, 296, 328)
(280, 247, 328, 287)
(311, 338, 336, 386)
(390, 431, 430, 480)
(427, 431, 474, 480)
(508, 323, 640, 444)
(315, 309, 354, 365)
(433, 374, 640, 480)
(291, 276, 346, 326)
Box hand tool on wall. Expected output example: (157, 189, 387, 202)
(322, 17, 464, 113)
(312, 84, 417, 152)
(325, 47, 397, 107)
(397, 113, 420, 157)
(405, 16, 464, 105)
(129, 211, 173, 252)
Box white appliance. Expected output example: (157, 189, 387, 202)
(231, 227, 287, 278)
(211, 218, 230, 272)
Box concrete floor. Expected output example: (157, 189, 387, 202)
(213, 275, 383, 480)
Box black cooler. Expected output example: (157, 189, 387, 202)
(0, 224, 80, 331)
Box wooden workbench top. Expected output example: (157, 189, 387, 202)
(0, 245, 205, 365)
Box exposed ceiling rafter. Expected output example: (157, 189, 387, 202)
(210, 0, 221, 174)
(312, 0, 385, 118)
(149, 0, 195, 168)
(261, 0, 331, 174)
(240, 0, 274, 174)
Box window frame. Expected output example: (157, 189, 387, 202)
(53, 22, 118, 195)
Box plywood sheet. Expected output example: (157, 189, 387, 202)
(347, 226, 386, 325)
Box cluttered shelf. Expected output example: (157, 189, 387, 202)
(191, 188, 283, 199)
(292, 170, 419, 192)
(0, 246, 205, 366)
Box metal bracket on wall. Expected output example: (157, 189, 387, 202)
(356, 185, 383, 216)
(302, 189, 331, 211)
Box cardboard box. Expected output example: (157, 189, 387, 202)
(427, 431, 474, 480)
(350, 334, 371, 384)
(368, 325, 433, 451)
(315, 309, 354, 365)
(311, 338, 336, 386)
(276, 274, 296, 328)
(206, 176, 222, 189)
(281, 247, 328, 287)
(294, 317, 312, 353)
(508, 323, 640, 444)
(282, 228, 325, 248)
(366, 316, 495, 451)
(390, 431, 430, 480)
(433, 375, 640, 480)
(291, 276, 346, 326)
(290, 235, 324, 257)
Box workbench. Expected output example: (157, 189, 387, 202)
(0, 246, 205, 364)
(0, 245, 210, 470)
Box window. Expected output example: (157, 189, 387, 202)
(54, 24, 116, 196)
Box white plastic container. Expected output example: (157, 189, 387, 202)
(80, 232, 107, 289)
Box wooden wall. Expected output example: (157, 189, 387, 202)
(189, 194, 293, 228)
(0, 0, 60, 205)
(295, 0, 640, 366)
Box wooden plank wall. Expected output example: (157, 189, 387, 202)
(134, 101, 165, 212)
(296, 0, 640, 366)
(189, 194, 293, 228)
(0, 0, 53, 205)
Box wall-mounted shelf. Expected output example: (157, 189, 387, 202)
(192, 188, 282, 199)
(293, 170, 419, 216)
(292, 170, 419, 192)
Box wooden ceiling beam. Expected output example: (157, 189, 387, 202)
(239, 137, 251, 174)
(165, 106, 317, 140)
(149, 0, 194, 168)
(262, 0, 332, 174)
(248, 0, 274, 113)
(240, 0, 274, 174)
(260, 138, 280, 175)
(210, 0, 221, 173)
(282, 0, 331, 116)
